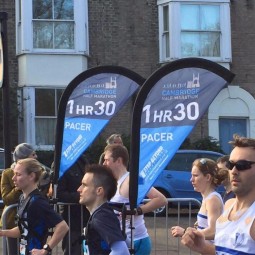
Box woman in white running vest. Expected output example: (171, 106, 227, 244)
(181, 135, 255, 255)
(171, 158, 225, 241)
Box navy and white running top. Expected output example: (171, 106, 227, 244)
(197, 191, 223, 231)
(215, 201, 255, 255)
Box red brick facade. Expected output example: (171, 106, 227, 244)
(0, 0, 254, 146)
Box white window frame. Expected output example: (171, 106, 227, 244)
(15, 0, 89, 55)
(157, 0, 231, 64)
(21, 87, 64, 150)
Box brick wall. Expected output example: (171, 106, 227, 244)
(2, 1, 255, 147)
(89, 0, 255, 143)
(88, 0, 211, 142)
(88, 0, 159, 139)
(230, 1, 255, 95)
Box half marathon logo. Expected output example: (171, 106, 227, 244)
(83, 76, 117, 99)
(162, 73, 200, 100)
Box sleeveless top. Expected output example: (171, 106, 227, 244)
(110, 172, 148, 241)
(215, 201, 255, 255)
(197, 191, 223, 242)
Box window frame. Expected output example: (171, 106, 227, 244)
(21, 87, 64, 150)
(34, 87, 64, 148)
(157, 0, 231, 64)
(16, 0, 89, 54)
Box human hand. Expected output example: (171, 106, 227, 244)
(30, 248, 47, 255)
(171, 226, 185, 237)
(181, 227, 207, 253)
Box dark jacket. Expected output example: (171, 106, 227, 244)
(57, 156, 90, 231)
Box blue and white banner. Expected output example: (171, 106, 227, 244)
(53, 66, 144, 182)
(129, 58, 235, 207)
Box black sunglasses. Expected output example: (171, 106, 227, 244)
(226, 160, 255, 171)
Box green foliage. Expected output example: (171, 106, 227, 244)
(181, 136, 224, 153)
(191, 136, 224, 152)
(179, 138, 192, 149)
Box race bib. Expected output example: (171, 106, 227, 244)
(83, 239, 90, 255)
(20, 239, 27, 255)
(83, 227, 90, 255)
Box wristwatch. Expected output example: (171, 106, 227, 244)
(136, 206, 143, 215)
(43, 244, 52, 253)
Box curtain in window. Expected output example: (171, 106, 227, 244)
(35, 118, 56, 145)
(181, 4, 220, 57)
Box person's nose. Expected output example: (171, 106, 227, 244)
(230, 166, 239, 175)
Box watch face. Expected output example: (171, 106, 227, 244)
(43, 244, 51, 251)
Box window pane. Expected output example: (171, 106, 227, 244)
(33, 0, 52, 19)
(167, 154, 188, 171)
(181, 5, 220, 31)
(181, 5, 199, 30)
(163, 5, 170, 58)
(54, 0, 74, 20)
(164, 33, 170, 58)
(0, 151, 4, 170)
(54, 22, 74, 49)
(200, 32, 220, 56)
(35, 89, 55, 116)
(181, 4, 221, 57)
(33, 21, 53, 48)
(35, 118, 56, 145)
(181, 33, 200, 56)
(181, 32, 220, 57)
(200, 5, 220, 31)
(163, 5, 169, 31)
(33, 0, 74, 49)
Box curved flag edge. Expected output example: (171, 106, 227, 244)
(53, 65, 145, 185)
(129, 58, 235, 209)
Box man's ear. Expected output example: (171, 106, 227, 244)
(116, 157, 122, 164)
(96, 186, 104, 196)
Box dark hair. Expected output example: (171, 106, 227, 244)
(104, 144, 129, 168)
(16, 158, 43, 183)
(85, 164, 117, 201)
(229, 134, 255, 149)
(192, 158, 225, 187)
(216, 155, 230, 165)
(217, 168, 230, 183)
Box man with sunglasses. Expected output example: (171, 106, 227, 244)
(181, 134, 255, 255)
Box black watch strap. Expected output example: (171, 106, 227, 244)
(136, 206, 143, 215)
(43, 244, 52, 252)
